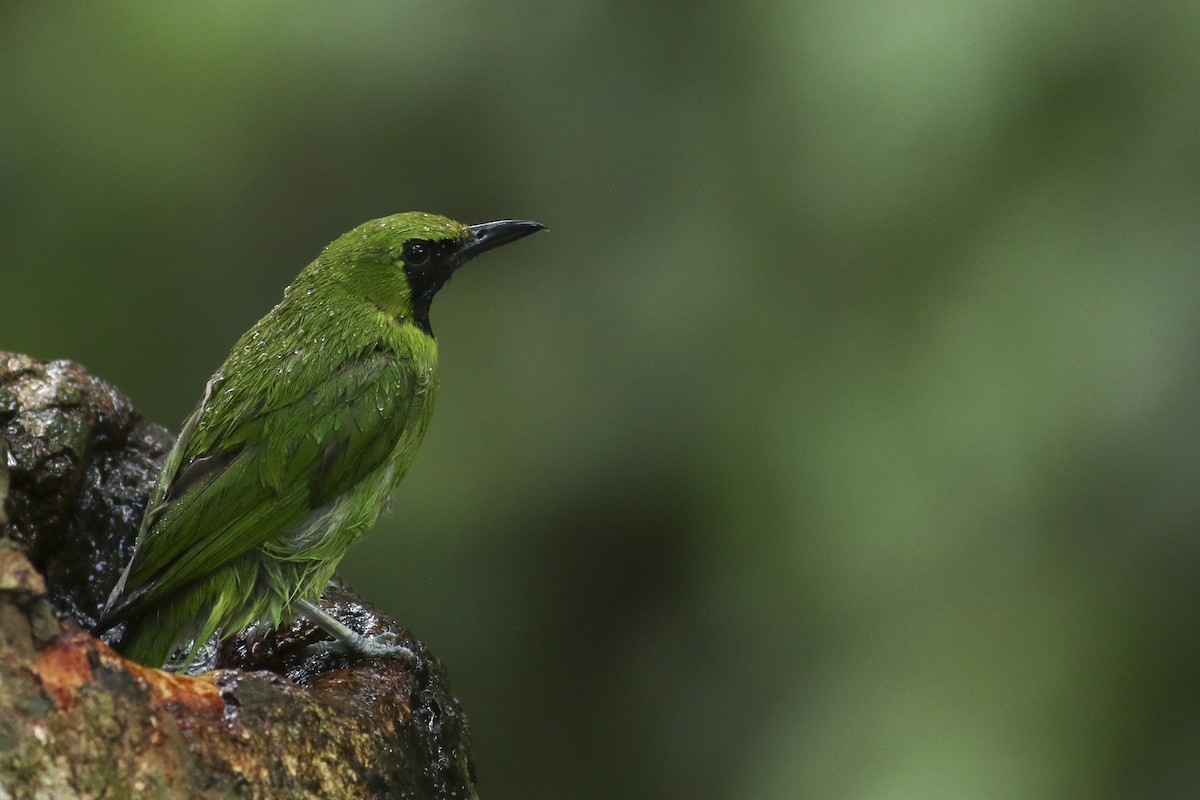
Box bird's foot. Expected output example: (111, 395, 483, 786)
(305, 630, 414, 661)
(296, 598, 414, 662)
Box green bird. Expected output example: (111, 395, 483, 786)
(100, 212, 543, 670)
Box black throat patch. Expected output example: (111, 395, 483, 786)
(401, 238, 463, 337)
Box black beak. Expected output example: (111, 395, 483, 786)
(460, 219, 545, 262)
(406, 218, 544, 337)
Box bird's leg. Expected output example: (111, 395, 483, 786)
(296, 599, 414, 661)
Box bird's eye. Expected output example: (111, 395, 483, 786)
(403, 241, 431, 268)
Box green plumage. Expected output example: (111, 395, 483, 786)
(102, 212, 542, 669)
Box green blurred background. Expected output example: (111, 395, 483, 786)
(3, 3, 1199, 798)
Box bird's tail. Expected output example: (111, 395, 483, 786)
(116, 583, 221, 670)
(118, 606, 194, 670)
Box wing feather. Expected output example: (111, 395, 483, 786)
(104, 346, 418, 621)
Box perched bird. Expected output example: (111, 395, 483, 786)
(101, 212, 543, 670)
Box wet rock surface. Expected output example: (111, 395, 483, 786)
(0, 352, 476, 799)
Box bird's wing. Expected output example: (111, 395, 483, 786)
(103, 346, 423, 621)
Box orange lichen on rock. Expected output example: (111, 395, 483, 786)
(35, 629, 223, 720)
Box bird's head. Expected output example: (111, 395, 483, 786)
(317, 212, 543, 336)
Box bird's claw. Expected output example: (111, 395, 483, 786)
(305, 630, 414, 662)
